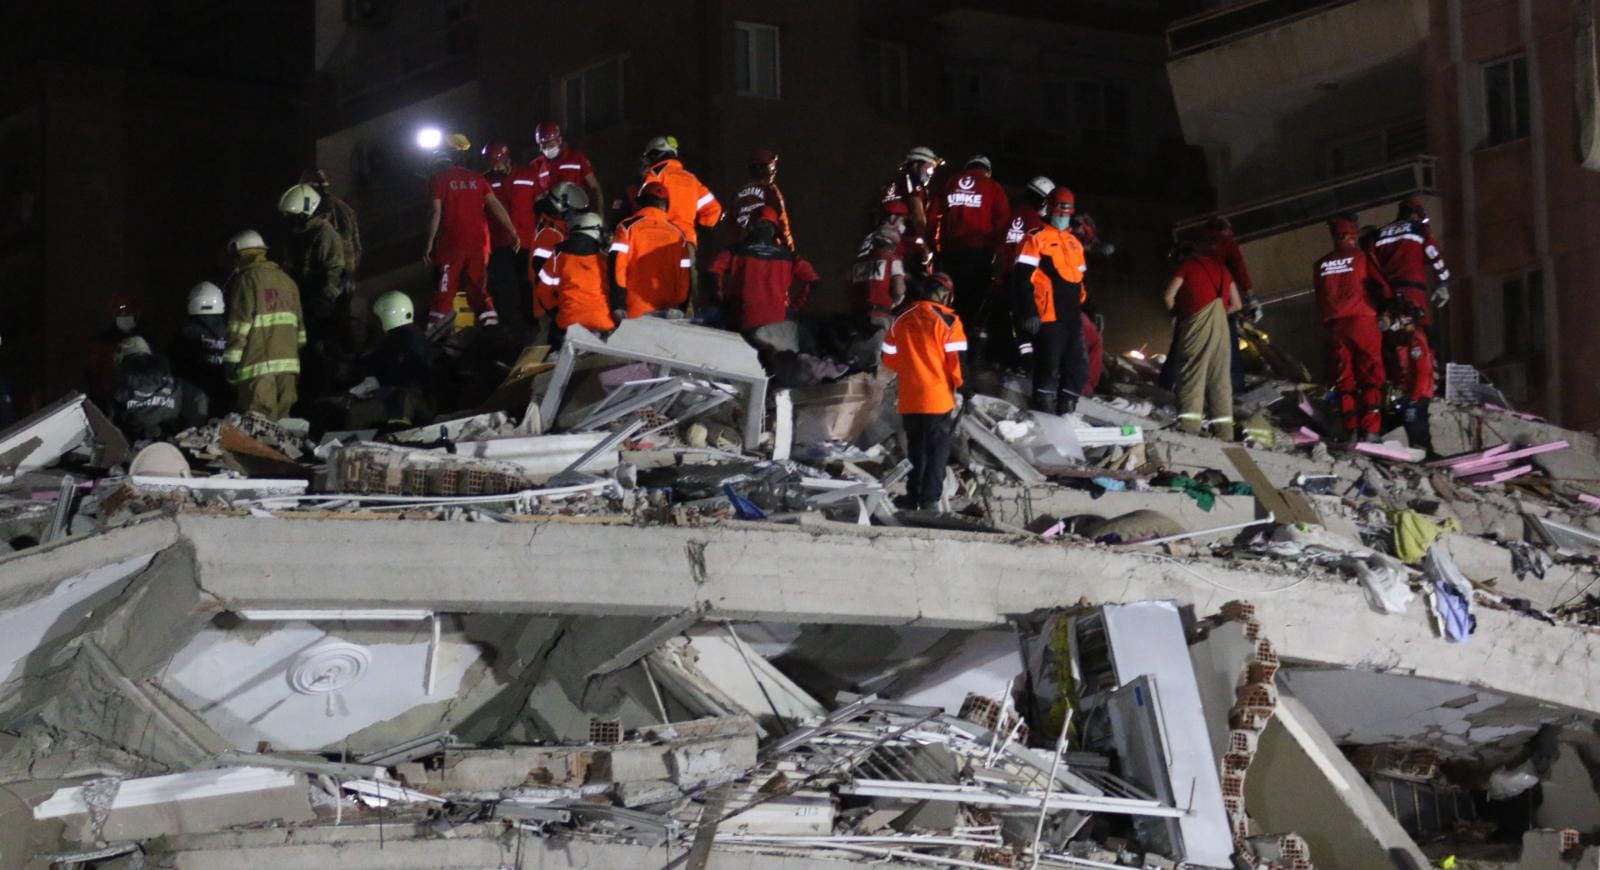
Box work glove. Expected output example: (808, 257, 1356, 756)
(959, 382, 976, 401)
(222, 361, 241, 384)
(1242, 297, 1264, 324)
(1092, 312, 1106, 335)
(611, 308, 629, 325)
(1019, 316, 1041, 336)
(1432, 284, 1450, 308)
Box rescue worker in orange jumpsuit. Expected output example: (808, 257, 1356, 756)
(530, 121, 603, 213)
(1369, 197, 1449, 448)
(733, 148, 793, 247)
(536, 212, 615, 342)
(929, 155, 1010, 355)
(878, 146, 941, 276)
(639, 136, 722, 248)
(1315, 216, 1389, 441)
(610, 182, 693, 319)
(1012, 188, 1088, 414)
(882, 273, 969, 511)
(483, 140, 541, 334)
(990, 176, 1055, 369)
(421, 134, 520, 328)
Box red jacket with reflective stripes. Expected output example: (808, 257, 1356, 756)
(1370, 218, 1450, 291)
(882, 300, 967, 415)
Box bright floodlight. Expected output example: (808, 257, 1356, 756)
(415, 127, 443, 150)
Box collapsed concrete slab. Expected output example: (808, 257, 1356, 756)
(161, 514, 1600, 714)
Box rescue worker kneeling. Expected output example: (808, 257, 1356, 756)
(347, 291, 440, 428)
(882, 273, 969, 512)
(536, 212, 615, 345)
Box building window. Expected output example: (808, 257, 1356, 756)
(1072, 80, 1131, 133)
(945, 67, 989, 118)
(1502, 269, 1545, 358)
(865, 40, 909, 114)
(734, 22, 781, 98)
(560, 56, 626, 135)
(1483, 55, 1530, 146)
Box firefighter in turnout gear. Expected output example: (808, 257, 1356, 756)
(221, 230, 305, 420)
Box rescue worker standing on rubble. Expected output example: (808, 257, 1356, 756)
(851, 201, 910, 330)
(1370, 197, 1451, 450)
(483, 140, 541, 336)
(279, 183, 349, 343)
(991, 177, 1055, 369)
(537, 213, 615, 341)
(880, 146, 941, 275)
(1163, 240, 1242, 441)
(883, 273, 968, 512)
(86, 293, 144, 411)
(1314, 216, 1389, 442)
(610, 182, 693, 319)
(1203, 216, 1260, 391)
(929, 155, 1009, 355)
(222, 230, 305, 421)
(421, 133, 520, 329)
(707, 206, 819, 336)
(734, 149, 793, 247)
(639, 136, 722, 254)
(170, 281, 231, 416)
(301, 169, 361, 278)
(1012, 187, 1088, 414)
(531, 122, 603, 212)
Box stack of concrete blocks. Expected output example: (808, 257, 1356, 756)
(1215, 600, 1316, 870)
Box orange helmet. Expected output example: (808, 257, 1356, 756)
(1048, 187, 1076, 216)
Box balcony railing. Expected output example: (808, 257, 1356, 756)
(1167, 0, 1359, 58)
(1174, 156, 1436, 242)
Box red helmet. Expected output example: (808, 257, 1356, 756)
(639, 181, 670, 206)
(926, 272, 954, 295)
(535, 121, 563, 149)
(109, 292, 140, 318)
(482, 140, 510, 164)
(749, 148, 778, 178)
(1328, 216, 1359, 240)
(1049, 188, 1076, 214)
(1399, 197, 1428, 222)
(1207, 215, 1233, 237)
(882, 200, 910, 217)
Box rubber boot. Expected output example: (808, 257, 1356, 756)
(1032, 392, 1057, 415)
(1403, 398, 1433, 454)
(1058, 393, 1078, 414)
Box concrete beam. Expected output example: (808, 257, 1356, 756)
(176, 515, 1600, 715)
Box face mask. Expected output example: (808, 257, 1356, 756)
(1049, 215, 1072, 231)
(115, 316, 136, 333)
(541, 145, 561, 159)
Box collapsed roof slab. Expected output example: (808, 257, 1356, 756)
(171, 514, 1600, 715)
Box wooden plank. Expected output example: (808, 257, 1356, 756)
(1222, 446, 1319, 526)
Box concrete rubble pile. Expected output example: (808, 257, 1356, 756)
(2, 319, 1599, 868)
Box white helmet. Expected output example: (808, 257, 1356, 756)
(227, 230, 267, 255)
(569, 211, 603, 242)
(187, 281, 224, 315)
(548, 180, 590, 212)
(642, 135, 678, 159)
(373, 291, 415, 332)
(278, 183, 321, 217)
(905, 145, 941, 166)
(114, 335, 151, 365)
(1026, 176, 1056, 199)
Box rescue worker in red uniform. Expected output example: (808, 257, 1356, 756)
(929, 155, 1010, 353)
(851, 201, 910, 329)
(882, 273, 969, 511)
(879, 146, 941, 276)
(535, 212, 615, 341)
(530, 122, 603, 213)
(1369, 197, 1450, 449)
(1012, 188, 1088, 414)
(707, 206, 819, 335)
(1314, 217, 1389, 441)
(483, 140, 541, 334)
(989, 176, 1054, 368)
(733, 149, 793, 248)
(421, 134, 520, 328)
(1068, 211, 1114, 395)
